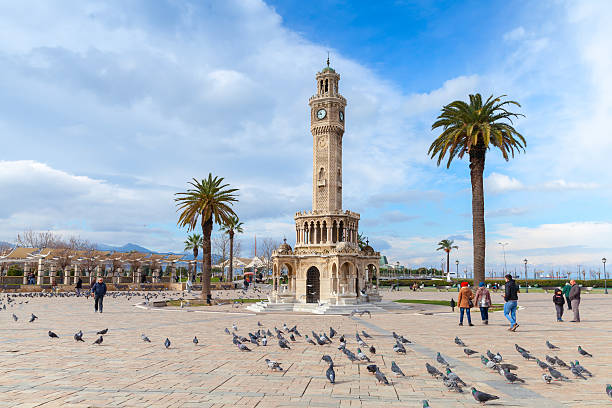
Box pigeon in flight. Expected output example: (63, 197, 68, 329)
(97, 328, 108, 335)
(29, 313, 38, 323)
(391, 361, 405, 376)
(164, 338, 171, 349)
(74, 331, 84, 342)
(48, 330, 59, 338)
(463, 348, 478, 357)
(454, 336, 466, 347)
(93, 336, 103, 345)
(141, 334, 151, 343)
(326, 364, 335, 384)
(546, 340, 559, 349)
(471, 387, 499, 404)
(578, 346, 592, 357)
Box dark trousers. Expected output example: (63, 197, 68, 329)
(459, 307, 472, 324)
(479, 307, 489, 321)
(565, 296, 572, 309)
(94, 295, 104, 312)
(555, 304, 564, 320)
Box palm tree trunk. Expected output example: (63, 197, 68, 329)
(446, 250, 450, 279)
(469, 148, 486, 287)
(229, 230, 234, 283)
(193, 247, 198, 282)
(201, 216, 213, 302)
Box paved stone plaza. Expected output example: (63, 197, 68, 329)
(1, 289, 610, 407)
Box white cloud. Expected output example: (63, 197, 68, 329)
(485, 173, 524, 193)
(503, 26, 526, 41)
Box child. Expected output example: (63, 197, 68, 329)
(553, 288, 565, 322)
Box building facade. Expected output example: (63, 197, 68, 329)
(271, 62, 380, 305)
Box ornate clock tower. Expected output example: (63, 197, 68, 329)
(308, 58, 346, 212)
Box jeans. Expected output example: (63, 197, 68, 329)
(504, 300, 518, 325)
(479, 307, 489, 321)
(94, 295, 104, 313)
(571, 299, 580, 321)
(459, 307, 472, 324)
(565, 296, 572, 309)
(555, 304, 564, 320)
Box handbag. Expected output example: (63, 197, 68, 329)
(468, 299, 474, 308)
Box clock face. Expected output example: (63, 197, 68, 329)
(316, 109, 326, 120)
(339, 111, 344, 122)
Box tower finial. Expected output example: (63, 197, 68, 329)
(327, 52, 330, 67)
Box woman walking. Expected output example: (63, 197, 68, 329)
(457, 282, 474, 326)
(474, 282, 492, 325)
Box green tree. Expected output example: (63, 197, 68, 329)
(436, 239, 458, 278)
(175, 174, 238, 301)
(357, 233, 368, 250)
(184, 233, 203, 280)
(429, 94, 525, 286)
(219, 216, 244, 283)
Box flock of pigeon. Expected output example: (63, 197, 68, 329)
(3, 290, 612, 406)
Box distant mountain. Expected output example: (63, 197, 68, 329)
(95, 243, 154, 253)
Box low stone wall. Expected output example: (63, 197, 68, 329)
(0, 282, 184, 293)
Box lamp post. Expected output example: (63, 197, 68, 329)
(498, 242, 509, 274)
(603, 257, 607, 294)
(396, 261, 400, 287)
(455, 259, 459, 279)
(523, 259, 528, 293)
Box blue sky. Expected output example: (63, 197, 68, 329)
(0, 0, 611, 275)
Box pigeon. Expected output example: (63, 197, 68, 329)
(279, 338, 291, 349)
(362, 330, 372, 339)
(329, 327, 336, 338)
(326, 364, 335, 384)
(374, 368, 389, 385)
(393, 342, 406, 354)
(570, 365, 587, 379)
(391, 361, 405, 376)
(426, 363, 443, 378)
(262, 336, 268, 346)
(265, 358, 283, 371)
(573, 361, 592, 377)
(164, 338, 171, 349)
(545, 355, 557, 365)
(515, 344, 529, 354)
(455, 336, 466, 347)
(500, 368, 525, 383)
(74, 331, 84, 342)
(536, 359, 550, 370)
(289, 333, 296, 342)
(321, 355, 333, 366)
(578, 346, 592, 357)
(93, 336, 103, 345)
(29, 313, 37, 323)
(606, 384, 612, 398)
(97, 328, 108, 335)
(521, 351, 535, 360)
(48, 330, 59, 338)
(445, 368, 466, 386)
(422, 401, 431, 408)
(12, 314, 18, 321)
(548, 366, 568, 381)
(546, 340, 559, 349)
(141, 334, 151, 343)
(542, 373, 553, 383)
(436, 352, 450, 367)
(237, 343, 251, 352)
(257, 321, 263, 327)
(232, 323, 238, 331)
(471, 387, 499, 404)
(305, 335, 316, 345)
(498, 363, 518, 371)
(369, 345, 376, 354)
(224, 328, 231, 335)
(554, 356, 568, 368)
(464, 348, 478, 357)
(357, 348, 370, 362)
(443, 376, 463, 393)
(193, 336, 199, 346)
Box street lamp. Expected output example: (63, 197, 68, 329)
(603, 257, 607, 294)
(396, 261, 400, 288)
(455, 260, 459, 279)
(523, 259, 528, 293)
(498, 242, 509, 274)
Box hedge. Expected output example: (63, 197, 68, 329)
(378, 278, 609, 288)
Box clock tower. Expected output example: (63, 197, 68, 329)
(308, 58, 346, 212)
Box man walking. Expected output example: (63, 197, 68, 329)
(569, 279, 581, 322)
(91, 277, 107, 313)
(503, 274, 519, 331)
(75, 277, 83, 296)
(562, 282, 572, 310)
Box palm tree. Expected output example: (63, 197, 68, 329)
(175, 174, 238, 301)
(437, 239, 458, 278)
(184, 233, 203, 281)
(429, 94, 525, 286)
(219, 216, 244, 283)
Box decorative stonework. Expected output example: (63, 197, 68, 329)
(271, 63, 380, 305)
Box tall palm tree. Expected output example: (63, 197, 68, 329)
(184, 233, 203, 281)
(175, 174, 238, 301)
(219, 216, 244, 283)
(429, 94, 525, 287)
(437, 239, 458, 278)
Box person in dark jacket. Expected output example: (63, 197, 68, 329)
(91, 277, 107, 313)
(569, 280, 581, 322)
(562, 282, 572, 310)
(503, 274, 519, 331)
(552, 288, 565, 322)
(75, 277, 83, 296)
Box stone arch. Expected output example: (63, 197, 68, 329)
(306, 266, 320, 303)
(332, 220, 338, 243)
(322, 220, 327, 243)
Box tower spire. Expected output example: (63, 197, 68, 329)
(327, 52, 330, 67)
